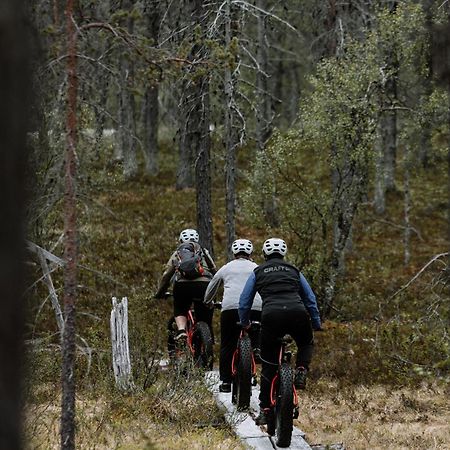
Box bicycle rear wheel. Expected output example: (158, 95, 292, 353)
(234, 334, 252, 410)
(275, 363, 294, 447)
(193, 321, 213, 370)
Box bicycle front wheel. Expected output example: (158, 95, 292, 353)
(275, 363, 294, 447)
(193, 321, 213, 370)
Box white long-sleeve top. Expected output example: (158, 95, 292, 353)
(204, 258, 262, 312)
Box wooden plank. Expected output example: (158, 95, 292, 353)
(206, 371, 312, 450)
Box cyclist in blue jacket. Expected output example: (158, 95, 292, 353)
(239, 238, 322, 425)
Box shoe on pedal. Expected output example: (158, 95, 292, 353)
(255, 407, 272, 425)
(219, 382, 231, 393)
(294, 366, 307, 390)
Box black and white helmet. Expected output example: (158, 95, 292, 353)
(231, 239, 253, 255)
(179, 228, 199, 243)
(262, 238, 287, 256)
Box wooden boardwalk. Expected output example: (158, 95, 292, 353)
(205, 371, 312, 450)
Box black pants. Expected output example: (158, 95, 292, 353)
(220, 309, 261, 383)
(173, 280, 213, 331)
(259, 306, 313, 408)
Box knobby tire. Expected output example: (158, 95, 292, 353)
(275, 363, 294, 447)
(193, 321, 213, 370)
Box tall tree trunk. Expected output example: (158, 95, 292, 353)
(119, 0, 138, 179)
(225, 0, 238, 260)
(61, 0, 78, 448)
(176, 2, 195, 190)
(143, 0, 160, 176)
(325, 0, 337, 57)
(419, 0, 434, 168)
(382, 77, 398, 192)
(182, 0, 214, 253)
(383, 1, 398, 192)
(176, 102, 194, 189)
(192, 0, 214, 254)
(256, 0, 278, 227)
(403, 147, 412, 266)
(93, 0, 110, 158)
(0, 1, 30, 448)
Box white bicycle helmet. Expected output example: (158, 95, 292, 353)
(231, 239, 253, 255)
(262, 238, 287, 256)
(179, 228, 199, 243)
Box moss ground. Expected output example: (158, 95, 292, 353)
(25, 141, 449, 448)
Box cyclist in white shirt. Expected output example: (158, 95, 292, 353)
(204, 239, 262, 392)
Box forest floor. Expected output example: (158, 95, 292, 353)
(25, 146, 450, 449)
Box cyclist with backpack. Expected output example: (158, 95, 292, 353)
(155, 228, 217, 342)
(203, 239, 262, 393)
(238, 238, 322, 425)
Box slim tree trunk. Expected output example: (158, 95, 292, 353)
(176, 103, 194, 189)
(176, 3, 195, 190)
(419, 0, 434, 168)
(0, 1, 30, 448)
(119, 0, 138, 179)
(225, 0, 238, 260)
(325, 0, 337, 57)
(93, 0, 110, 157)
(256, 0, 278, 227)
(374, 130, 386, 214)
(143, 0, 160, 176)
(382, 79, 398, 192)
(61, 1, 78, 448)
(403, 147, 412, 266)
(383, 1, 398, 192)
(191, 0, 214, 254)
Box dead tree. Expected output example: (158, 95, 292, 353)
(0, 1, 30, 448)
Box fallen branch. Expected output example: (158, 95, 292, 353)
(389, 252, 449, 300)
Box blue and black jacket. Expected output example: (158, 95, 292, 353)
(238, 257, 321, 330)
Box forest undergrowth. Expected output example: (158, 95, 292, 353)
(25, 141, 450, 449)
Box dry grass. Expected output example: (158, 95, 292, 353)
(299, 382, 450, 450)
(25, 381, 244, 450)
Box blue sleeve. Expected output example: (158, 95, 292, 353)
(299, 273, 321, 330)
(238, 272, 257, 326)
